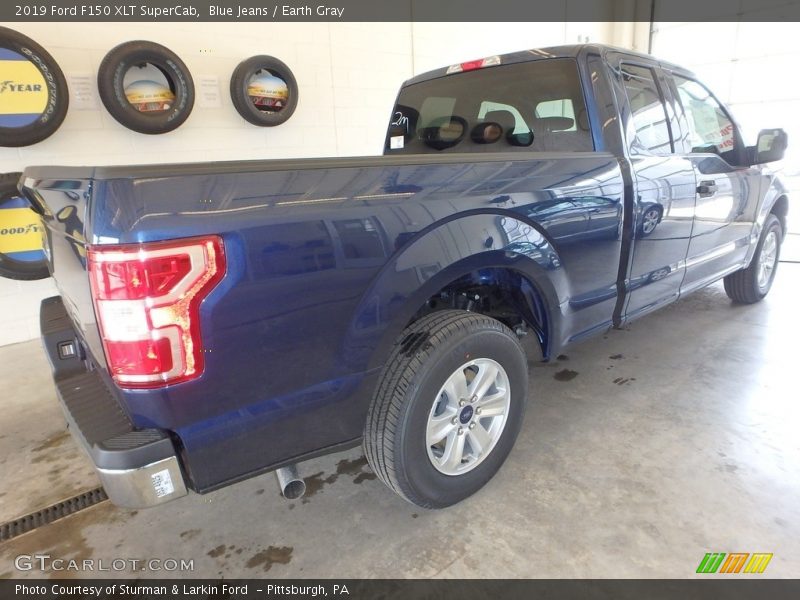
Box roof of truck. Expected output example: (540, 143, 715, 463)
(403, 43, 691, 87)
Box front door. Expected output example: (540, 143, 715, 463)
(666, 73, 763, 293)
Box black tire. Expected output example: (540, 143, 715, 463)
(364, 310, 528, 508)
(97, 41, 194, 135)
(229, 55, 298, 127)
(0, 172, 50, 280)
(723, 214, 782, 304)
(0, 26, 69, 147)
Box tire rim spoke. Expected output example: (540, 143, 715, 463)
(440, 429, 466, 471)
(469, 362, 499, 402)
(443, 373, 469, 404)
(466, 422, 492, 454)
(474, 390, 507, 416)
(427, 408, 457, 446)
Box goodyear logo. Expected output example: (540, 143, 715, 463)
(696, 552, 773, 574)
(0, 48, 48, 127)
(0, 196, 45, 258)
(0, 80, 43, 93)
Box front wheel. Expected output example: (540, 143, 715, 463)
(723, 214, 782, 304)
(364, 310, 528, 508)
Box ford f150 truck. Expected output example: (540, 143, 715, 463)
(17, 44, 789, 509)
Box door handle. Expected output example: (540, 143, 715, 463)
(697, 180, 717, 197)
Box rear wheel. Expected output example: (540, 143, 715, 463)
(723, 214, 782, 304)
(364, 310, 528, 508)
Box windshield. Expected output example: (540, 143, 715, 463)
(385, 58, 593, 154)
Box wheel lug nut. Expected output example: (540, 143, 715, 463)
(475, 408, 482, 415)
(459, 400, 466, 407)
(451, 417, 458, 425)
(470, 395, 478, 403)
(458, 427, 464, 435)
(469, 422, 476, 429)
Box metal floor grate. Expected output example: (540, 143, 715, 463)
(0, 487, 108, 542)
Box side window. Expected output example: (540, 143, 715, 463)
(620, 64, 672, 156)
(673, 75, 736, 157)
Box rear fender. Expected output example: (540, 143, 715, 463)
(339, 212, 566, 373)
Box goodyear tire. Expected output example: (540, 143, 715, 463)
(97, 41, 194, 135)
(0, 172, 49, 280)
(0, 27, 69, 147)
(364, 310, 528, 508)
(230, 56, 298, 127)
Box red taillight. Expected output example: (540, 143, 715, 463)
(88, 236, 225, 389)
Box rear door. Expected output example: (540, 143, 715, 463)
(605, 54, 698, 319)
(664, 72, 762, 293)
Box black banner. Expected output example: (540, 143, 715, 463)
(3, 0, 800, 22)
(2, 580, 800, 600)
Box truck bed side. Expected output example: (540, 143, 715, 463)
(22, 152, 623, 491)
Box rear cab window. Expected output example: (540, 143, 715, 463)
(385, 58, 593, 154)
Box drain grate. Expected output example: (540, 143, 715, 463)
(0, 487, 108, 542)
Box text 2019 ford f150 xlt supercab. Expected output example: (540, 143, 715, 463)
(18, 44, 789, 509)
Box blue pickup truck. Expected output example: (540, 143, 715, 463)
(18, 44, 788, 509)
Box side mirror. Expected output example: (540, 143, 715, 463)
(754, 128, 788, 164)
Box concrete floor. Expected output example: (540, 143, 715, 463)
(1, 266, 798, 579)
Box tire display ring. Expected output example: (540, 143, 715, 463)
(97, 40, 194, 135)
(230, 55, 298, 127)
(0, 26, 69, 147)
(0, 172, 50, 281)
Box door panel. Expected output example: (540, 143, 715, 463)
(682, 156, 759, 291)
(626, 157, 697, 316)
(668, 73, 762, 292)
(604, 56, 697, 320)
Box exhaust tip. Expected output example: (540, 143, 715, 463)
(282, 478, 306, 500)
(275, 465, 305, 500)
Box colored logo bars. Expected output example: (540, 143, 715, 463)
(696, 553, 773, 574)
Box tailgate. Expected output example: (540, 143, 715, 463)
(19, 169, 105, 367)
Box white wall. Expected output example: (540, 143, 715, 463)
(0, 21, 613, 346)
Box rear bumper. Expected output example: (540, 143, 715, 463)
(40, 296, 188, 508)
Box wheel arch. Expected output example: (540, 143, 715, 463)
(338, 212, 567, 376)
(345, 252, 562, 377)
(770, 194, 788, 240)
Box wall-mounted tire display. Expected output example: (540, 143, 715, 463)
(230, 55, 298, 127)
(0, 27, 69, 147)
(0, 172, 50, 281)
(97, 41, 194, 135)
